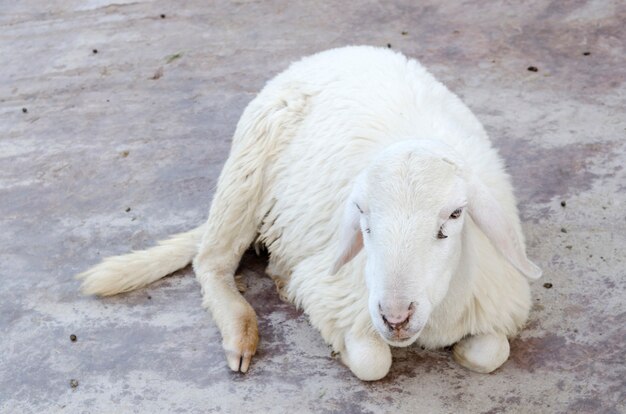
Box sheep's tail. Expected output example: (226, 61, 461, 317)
(76, 225, 206, 296)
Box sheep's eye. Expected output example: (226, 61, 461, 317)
(437, 226, 447, 239)
(450, 208, 463, 219)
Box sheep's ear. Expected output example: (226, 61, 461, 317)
(467, 176, 542, 280)
(331, 176, 367, 274)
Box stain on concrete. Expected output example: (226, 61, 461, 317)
(500, 139, 622, 210)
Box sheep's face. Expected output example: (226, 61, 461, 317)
(360, 152, 467, 346)
(333, 140, 542, 346)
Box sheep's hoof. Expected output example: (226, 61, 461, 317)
(221, 303, 259, 373)
(452, 333, 509, 373)
(342, 330, 392, 381)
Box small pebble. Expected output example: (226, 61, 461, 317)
(151, 67, 164, 80)
(387, 43, 392, 48)
(22, 107, 28, 113)
(401, 31, 408, 35)
(543, 283, 553, 289)
(125, 207, 131, 212)
(70, 379, 79, 388)
(92, 49, 98, 54)
(160, 14, 166, 18)
(120, 150, 129, 158)
(561, 228, 567, 233)
(582, 52, 590, 56)
(70, 334, 77, 342)
(560, 200, 566, 207)
(147, 295, 152, 300)
(527, 66, 538, 72)
(565, 245, 572, 250)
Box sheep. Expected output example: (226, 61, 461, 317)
(77, 45, 542, 381)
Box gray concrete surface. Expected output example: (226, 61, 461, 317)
(1, 1, 624, 413)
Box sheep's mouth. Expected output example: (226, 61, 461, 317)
(378, 327, 423, 347)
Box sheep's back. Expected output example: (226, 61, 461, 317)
(252, 46, 522, 276)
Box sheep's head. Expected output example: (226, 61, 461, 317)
(332, 140, 541, 347)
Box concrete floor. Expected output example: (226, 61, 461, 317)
(1, 1, 624, 413)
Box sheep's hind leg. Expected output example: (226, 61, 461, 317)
(452, 333, 510, 373)
(193, 85, 313, 372)
(193, 136, 267, 373)
(193, 175, 261, 372)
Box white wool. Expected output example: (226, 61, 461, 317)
(77, 46, 540, 380)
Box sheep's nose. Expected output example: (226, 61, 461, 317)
(379, 302, 415, 331)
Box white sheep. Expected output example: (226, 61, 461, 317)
(77, 46, 542, 381)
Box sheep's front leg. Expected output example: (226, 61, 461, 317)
(341, 328, 392, 381)
(452, 333, 510, 373)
